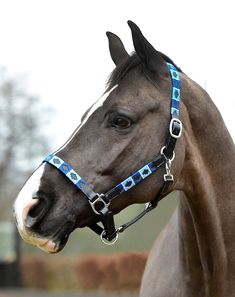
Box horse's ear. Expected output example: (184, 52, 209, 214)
(106, 31, 129, 65)
(127, 20, 166, 73)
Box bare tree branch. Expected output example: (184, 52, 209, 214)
(0, 69, 53, 220)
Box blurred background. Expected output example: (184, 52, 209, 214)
(0, 0, 234, 296)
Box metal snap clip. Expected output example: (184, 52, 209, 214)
(164, 159, 174, 182)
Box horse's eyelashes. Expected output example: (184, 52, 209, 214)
(107, 113, 133, 130)
(112, 116, 132, 129)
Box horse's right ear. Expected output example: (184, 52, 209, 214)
(127, 20, 166, 74)
(106, 32, 129, 66)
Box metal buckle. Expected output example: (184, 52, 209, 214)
(169, 118, 182, 139)
(89, 194, 110, 215)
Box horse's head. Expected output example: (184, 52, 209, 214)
(13, 21, 185, 253)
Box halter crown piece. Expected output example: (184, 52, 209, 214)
(43, 63, 182, 245)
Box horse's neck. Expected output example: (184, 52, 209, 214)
(177, 77, 235, 296)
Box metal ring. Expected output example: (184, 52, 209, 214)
(160, 146, 175, 162)
(100, 230, 119, 245)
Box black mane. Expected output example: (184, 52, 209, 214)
(108, 52, 182, 88)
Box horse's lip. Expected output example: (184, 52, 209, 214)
(50, 222, 74, 252)
(37, 239, 57, 253)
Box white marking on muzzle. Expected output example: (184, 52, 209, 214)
(55, 84, 118, 154)
(13, 163, 59, 253)
(14, 163, 45, 232)
(13, 163, 55, 249)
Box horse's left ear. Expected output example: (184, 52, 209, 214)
(106, 31, 130, 65)
(127, 20, 167, 74)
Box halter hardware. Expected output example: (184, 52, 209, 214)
(100, 230, 119, 245)
(160, 146, 175, 182)
(90, 194, 110, 215)
(164, 159, 174, 182)
(43, 63, 182, 245)
(169, 118, 182, 139)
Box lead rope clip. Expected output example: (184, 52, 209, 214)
(164, 159, 174, 182)
(160, 146, 175, 182)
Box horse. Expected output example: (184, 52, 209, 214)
(13, 21, 235, 297)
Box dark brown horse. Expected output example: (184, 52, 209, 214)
(14, 21, 235, 296)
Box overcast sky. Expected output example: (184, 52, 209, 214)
(0, 0, 234, 151)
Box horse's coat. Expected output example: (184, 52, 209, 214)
(13, 21, 235, 296)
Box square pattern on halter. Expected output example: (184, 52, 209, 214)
(44, 154, 85, 190)
(167, 63, 181, 117)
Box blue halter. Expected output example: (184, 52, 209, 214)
(43, 63, 182, 244)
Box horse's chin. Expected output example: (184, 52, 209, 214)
(37, 236, 69, 254)
(16, 221, 73, 254)
(37, 224, 73, 253)
(37, 239, 59, 253)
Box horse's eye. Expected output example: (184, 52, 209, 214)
(111, 115, 133, 129)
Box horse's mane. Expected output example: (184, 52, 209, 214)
(107, 52, 182, 88)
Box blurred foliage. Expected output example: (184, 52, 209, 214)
(76, 253, 148, 291)
(21, 253, 148, 292)
(0, 68, 52, 220)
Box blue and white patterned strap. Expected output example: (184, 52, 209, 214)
(105, 155, 165, 200)
(43, 153, 166, 202)
(167, 63, 181, 118)
(43, 154, 98, 201)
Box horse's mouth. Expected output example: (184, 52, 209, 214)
(38, 222, 74, 254)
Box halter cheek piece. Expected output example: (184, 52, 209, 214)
(43, 63, 182, 245)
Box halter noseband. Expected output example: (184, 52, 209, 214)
(43, 63, 182, 245)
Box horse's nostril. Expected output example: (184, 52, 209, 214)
(28, 198, 46, 218)
(25, 197, 50, 228)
